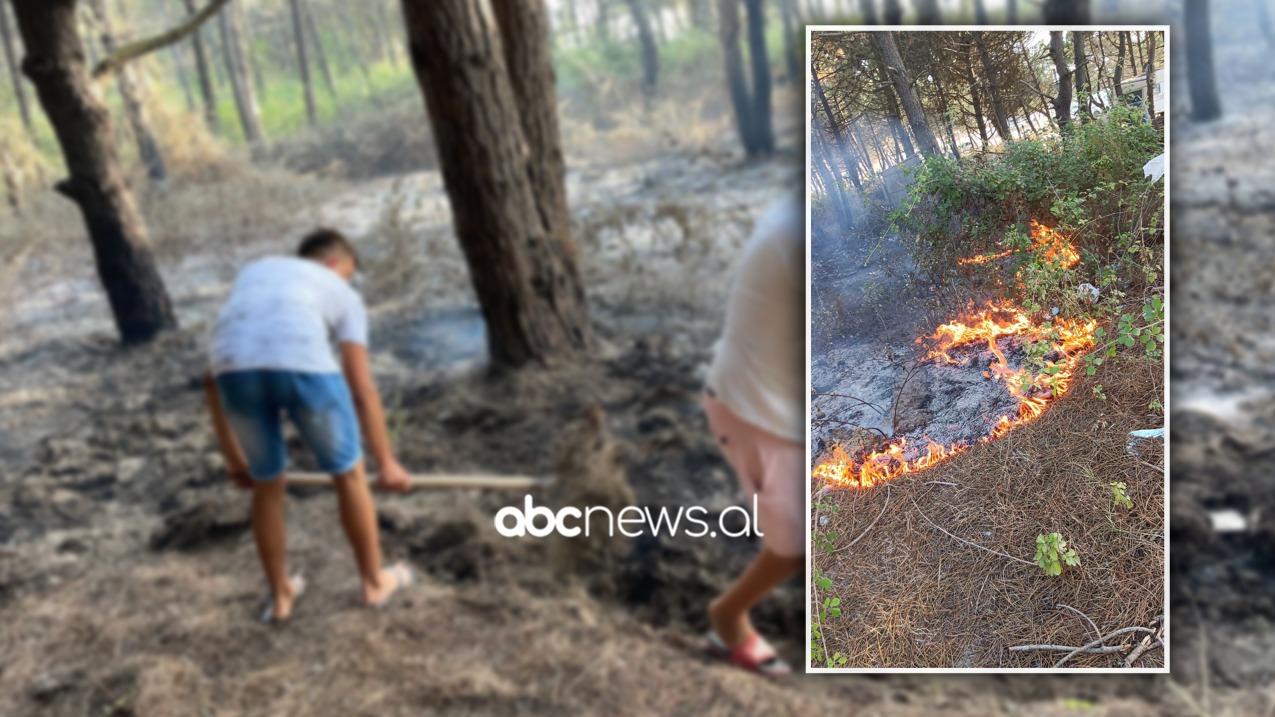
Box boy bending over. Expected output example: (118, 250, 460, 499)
(204, 228, 413, 622)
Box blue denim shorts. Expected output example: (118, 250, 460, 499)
(215, 370, 362, 480)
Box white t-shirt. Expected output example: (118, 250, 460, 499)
(210, 257, 368, 375)
(706, 194, 805, 443)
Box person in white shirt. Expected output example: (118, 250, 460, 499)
(204, 228, 414, 622)
(703, 193, 805, 676)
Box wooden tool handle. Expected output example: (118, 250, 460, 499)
(285, 472, 551, 491)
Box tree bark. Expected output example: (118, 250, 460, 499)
(183, 0, 219, 133)
(0, 2, 34, 133)
(961, 40, 989, 146)
(1185, 0, 1221, 121)
(973, 31, 1010, 140)
(1043, 0, 1090, 23)
(814, 70, 861, 191)
(1113, 30, 1125, 98)
(744, 0, 773, 152)
(302, 0, 338, 102)
(874, 32, 939, 157)
(220, 0, 264, 145)
(973, 0, 989, 24)
(882, 0, 902, 24)
(11, 0, 176, 344)
(289, 0, 317, 125)
(1049, 30, 1073, 130)
(85, 0, 167, 182)
(490, 0, 579, 261)
(780, 0, 799, 82)
(1144, 30, 1156, 119)
(1072, 31, 1092, 120)
(858, 0, 879, 23)
(400, 0, 590, 368)
(622, 0, 659, 96)
(915, 0, 940, 24)
(719, 0, 772, 155)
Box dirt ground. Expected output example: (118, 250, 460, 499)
(0, 9, 1273, 715)
(810, 163, 1166, 669)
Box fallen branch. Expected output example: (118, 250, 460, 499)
(1140, 460, 1164, 473)
(1123, 634, 1163, 668)
(1009, 644, 1125, 655)
(811, 391, 887, 415)
(92, 0, 232, 80)
(910, 496, 1035, 566)
(1053, 626, 1157, 668)
(1055, 602, 1101, 643)
(833, 485, 890, 553)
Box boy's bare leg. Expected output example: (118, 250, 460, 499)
(331, 460, 403, 604)
(709, 547, 803, 647)
(252, 477, 298, 619)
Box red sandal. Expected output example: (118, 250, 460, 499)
(707, 630, 792, 677)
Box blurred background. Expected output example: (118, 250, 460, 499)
(0, 0, 1262, 714)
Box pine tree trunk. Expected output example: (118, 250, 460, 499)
(302, 0, 338, 102)
(11, 0, 176, 344)
(915, 0, 940, 24)
(1007, 0, 1017, 23)
(86, 0, 167, 182)
(720, 0, 756, 154)
(220, 0, 264, 145)
(780, 0, 799, 82)
(1044, 0, 1090, 23)
(882, 0, 902, 23)
(1114, 30, 1125, 98)
(183, 0, 219, 133)
(622, 0, 659, 96)
(235, 0, 267, 95)
(1185, 0, 1221, 121)
(289, 0, 317, 125)
(400, 0, 590, 368)
(961, 42, 989, 146)
(814, 70, 862, 190)
(874, 31, 939, 156)
(1049, 30, 1073, 130)
(973, 31, 1010, 140)
(1072, 31, 1091, 120)
(1144, 30, 1156, 119)
(158, 0, 195, 112)
(1, 2, 34, 133)
(742, 0, 773, 153)
(490, 0, 579, 260)
(858, 0, 879, 23)
(973, 0, 989, 23)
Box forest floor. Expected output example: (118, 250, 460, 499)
(0, 18, 1271, 712)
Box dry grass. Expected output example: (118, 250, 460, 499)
(812, 354, 1165, 669)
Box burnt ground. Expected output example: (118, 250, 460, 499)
(810, 189, 1166, 668)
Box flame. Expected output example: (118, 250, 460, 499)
(956, 220, 1079, 269)
(814, 223, 1094, 490)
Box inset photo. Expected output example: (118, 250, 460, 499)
(807, 27, 1167, 671)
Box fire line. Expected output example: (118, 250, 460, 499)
(814, 224, 1094, 490)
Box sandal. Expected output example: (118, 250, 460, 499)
(707, 630, 792, 677)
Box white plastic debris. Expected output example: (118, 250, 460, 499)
(1209, 509, 1248, 533)
(1077, 283, 1100, 303)
(1143, 153, 1165, 183)
(1125, 427, 1164, 456)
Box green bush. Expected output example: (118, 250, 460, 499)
(891, 106, 1163, 320)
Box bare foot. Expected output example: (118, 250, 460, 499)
(708, 597, 755, 648)
(363, 562, 414, 607)
(264, 574, 305, 622)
